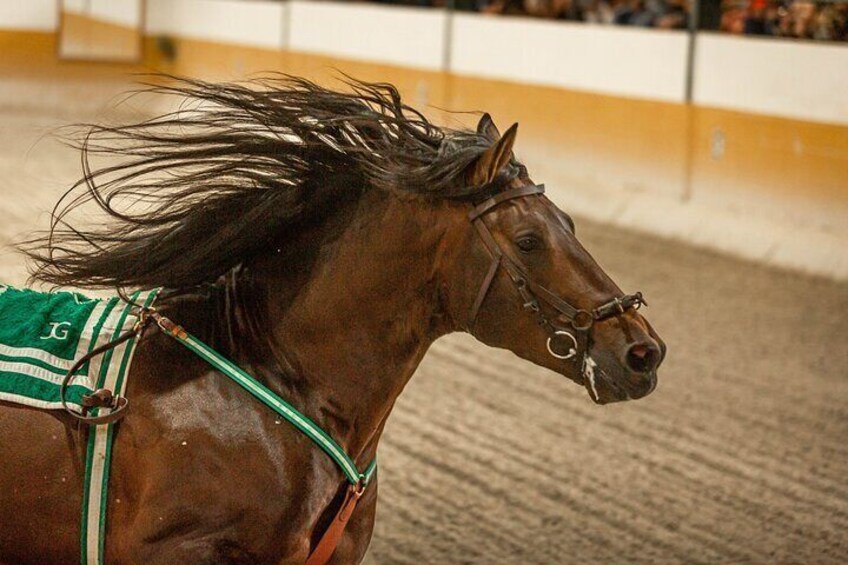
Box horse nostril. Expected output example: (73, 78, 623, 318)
(625, 343, 660, 374)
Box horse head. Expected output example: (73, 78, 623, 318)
(440, 114, 666, 404)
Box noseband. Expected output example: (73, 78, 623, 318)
(468, 183, 646, 378)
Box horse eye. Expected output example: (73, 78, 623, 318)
(515, 235, 541, 253)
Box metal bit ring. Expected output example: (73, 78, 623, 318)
(546, 330, 578, 360)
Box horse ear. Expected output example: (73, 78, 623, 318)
(477, 113, 500, 141)
(466, 123, 518, 187)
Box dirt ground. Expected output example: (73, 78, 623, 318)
(1, 81, 846, 564)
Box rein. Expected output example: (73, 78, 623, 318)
(468, 183, 646, 389)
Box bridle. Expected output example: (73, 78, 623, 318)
(468, 183, 646, 386)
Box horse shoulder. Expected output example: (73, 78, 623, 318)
(105, 335, 348, 562)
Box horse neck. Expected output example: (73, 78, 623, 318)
(241, 189, 460, 465)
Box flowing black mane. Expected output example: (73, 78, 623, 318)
(22, 75, 516, 291)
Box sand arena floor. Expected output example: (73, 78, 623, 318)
(0, 80, 846, 564)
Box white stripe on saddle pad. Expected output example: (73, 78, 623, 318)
(0, 359, 92, 386)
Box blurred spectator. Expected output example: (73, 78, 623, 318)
(814, 2, 848, 39)
(459, 0, 691, 27)
(656, 0, 690, 28)
(343, 0, 847, 41)
(583, 0, 617, 23)
(720, 0, 847, 41)
(720, 1, 747, 32)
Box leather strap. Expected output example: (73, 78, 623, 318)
(469, 183, 545, 221)
(524, 278, 586, 325)
(77, 393, 129, 426)
(593, 292, 646, 322)
(306, 483, 365, 565)
(470, 208, 589, 328)
(59, 325, 145, 425)
(469, 253, 502, 323)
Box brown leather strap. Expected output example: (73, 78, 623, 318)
(149, 310, 188, 339)
(59, 326, 145, 425)
(524, 278, 585, 324)
(470, 213, 587, 327)
(468, 184, 550, 326)
(306, 483, 365, 565)
(468, 183, 545, 220)
(469, 254, 502, 324)
(76, 393, 129, 425)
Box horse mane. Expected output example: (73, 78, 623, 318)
(21, 75, 513, 291)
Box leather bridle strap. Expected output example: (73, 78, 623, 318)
(468, 184, 546, 322)
(469, 248, 503, 323)
(469, 183, 546, 221)
(523, 278, 587, 326)
(469, 183, 594, 330)
(467, 183, 645, 339)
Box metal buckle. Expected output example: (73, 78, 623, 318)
(593, 292, 646, 322)
(131, 306, 157, 333)
(515, 279, 541, 312)
(524, 299, 540, 313)
(353, 479, 366, 498)
(546, 330, 578, 360)
(614, 297, 624, 314)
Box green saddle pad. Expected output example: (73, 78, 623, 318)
(0, 285, 157, 413)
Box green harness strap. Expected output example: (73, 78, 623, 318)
(150, 311, 377, 487)
(79, 304, 375, 564)
(81, 289, 160, 565)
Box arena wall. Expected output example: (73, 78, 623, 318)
(449, 15, 689, 102)
(0, 0, 57, 31)
(694, 33, 848, 125)
(62, 0, 143, 28)
(145, 0, 286, 49)
(7, 1, 847, 125)
(288, 1, 447, 70)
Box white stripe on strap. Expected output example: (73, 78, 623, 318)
(82, 290, 157, 565)
(74, 299, 110, 360)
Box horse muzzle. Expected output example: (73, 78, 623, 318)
(583, 362, 658, 404)
(580, 331, 665, 404)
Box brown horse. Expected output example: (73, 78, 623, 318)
(0, 77, 665, 564)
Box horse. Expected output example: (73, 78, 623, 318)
(0, 76, 665, 564)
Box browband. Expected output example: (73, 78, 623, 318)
(469, 184, 545, 221)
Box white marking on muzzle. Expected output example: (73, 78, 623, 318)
(583, 355, 600, 401)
